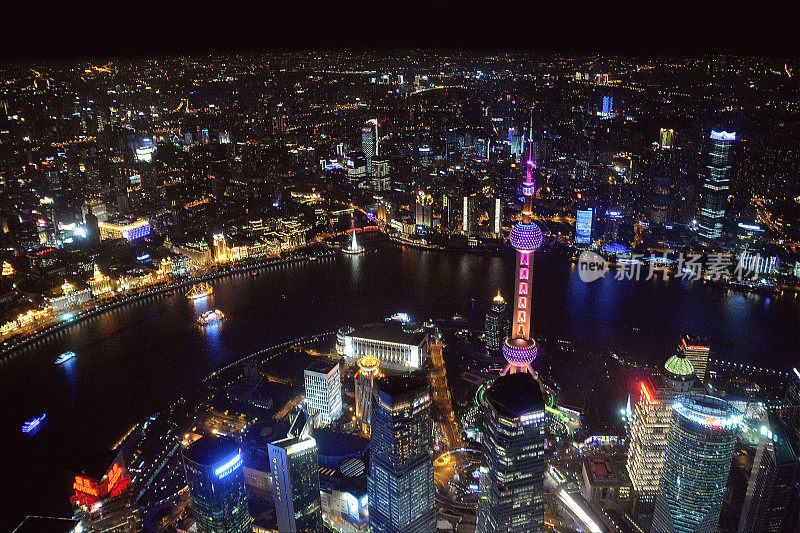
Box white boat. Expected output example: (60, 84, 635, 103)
(198, 309, 225, 325)
(55, 351, 76, 365)
(22, 414, 46, 434)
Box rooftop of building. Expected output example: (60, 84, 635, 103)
(681, 334, 710, 350)
(486, 372, 545, 419)
(305, 359, 339, 375)
(582, 456, 630, 486)
(348, 323, 427, 346)
(183, 434, 240, 467)
(664, 353, 695, 378)
(314, 428, 370, 461)
(376, 371, 428, 398)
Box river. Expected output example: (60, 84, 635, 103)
(1, 239, 796, 529)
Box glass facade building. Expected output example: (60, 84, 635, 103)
(367, 372, 436, 533)
(182, 435, 251, 533)
(698, 130, 735, 242)
(738, 411, 800, 533)
(268, 434, 322, 533)
(476, 372, 546, 533)
(651, 394, 743, 533)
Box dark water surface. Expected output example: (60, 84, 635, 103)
(1, 240, 796, 528)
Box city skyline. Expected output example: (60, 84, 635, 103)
(0, 48, 797, 533)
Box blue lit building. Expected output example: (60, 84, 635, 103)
(476, 372, 546, 533)
(575, 208, 594, 244)
(182, 435, 251, 533)
(368, 372, 436, 533)
(698, 131, 735, 243)
(651, 395, 743, 533)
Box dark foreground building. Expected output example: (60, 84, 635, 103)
(182, 435, 251, 533)
(476, 372, 546, 533)
(368, 372, 436, 533)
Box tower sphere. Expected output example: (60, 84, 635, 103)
(503, 337, 538, 365)
(509, 222, 543, 251)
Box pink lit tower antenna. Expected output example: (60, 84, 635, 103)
(502, 115, 542, 375)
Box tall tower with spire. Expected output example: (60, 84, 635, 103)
(502, 146, 542, 375)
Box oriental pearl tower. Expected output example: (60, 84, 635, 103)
(502, 141, 543, 375)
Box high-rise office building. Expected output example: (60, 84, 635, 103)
(304, 360, 343, 427)
(575, 207, 593, 244)
(490, 197, 502, 236)
(355, 355, 381, 436)
(738, 411, 800, 533)
(601, 95, 615, 117)
(627, 351, 701, 512)
(69, 450, 140, 533)
(501, 155, 542, 375)
(362, 120, 378, 174)
(698, 130, 735, 242)
(484, 290, 509, 353)
(651, 175, 671, 225)
(651, 394, 743, 533)
(268, 420, 323, 533)
(462, 194, 476, 234)
(368, 372, 435, 533)
(659, 128, 674, 149)
(476, 372, 546, 533)
(415, 191, 433, 228)
(182, 435, 251, 533)
(679, 335, 710, 384)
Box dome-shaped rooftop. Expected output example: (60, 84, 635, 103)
(664, 354, 694, 377)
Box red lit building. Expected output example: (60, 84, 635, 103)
(68, 450, 140, 532)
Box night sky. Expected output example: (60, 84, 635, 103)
(0, 0, 797, 61)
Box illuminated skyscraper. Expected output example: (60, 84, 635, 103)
(462, 194, 476, 234)
(651, 395, 743, 533)
(659, 128, 674, 149)
(182, 435, 251, 533)
(491, 197, 502, 236)
(476, 372, 546, 533)
(698, 130, 735, 242)
(501, 151, 542, 375)
(484, 290, 509, 353)
(69, 450, 140, 533)
(627, 351, 700, 513)
(368, 372, 435, 533)
(304, 360, 343, 427)
(575, 207, 593, 244)
(268, 430, 323, 533)
(355, 355, 381, 435)
(679, 335, 710, 384)
(362, 119, 378, 174)
(738, 411, 800, 533)
(415, 191, 433, 227)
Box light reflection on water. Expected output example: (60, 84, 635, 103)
(0, 241, 795, 529)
